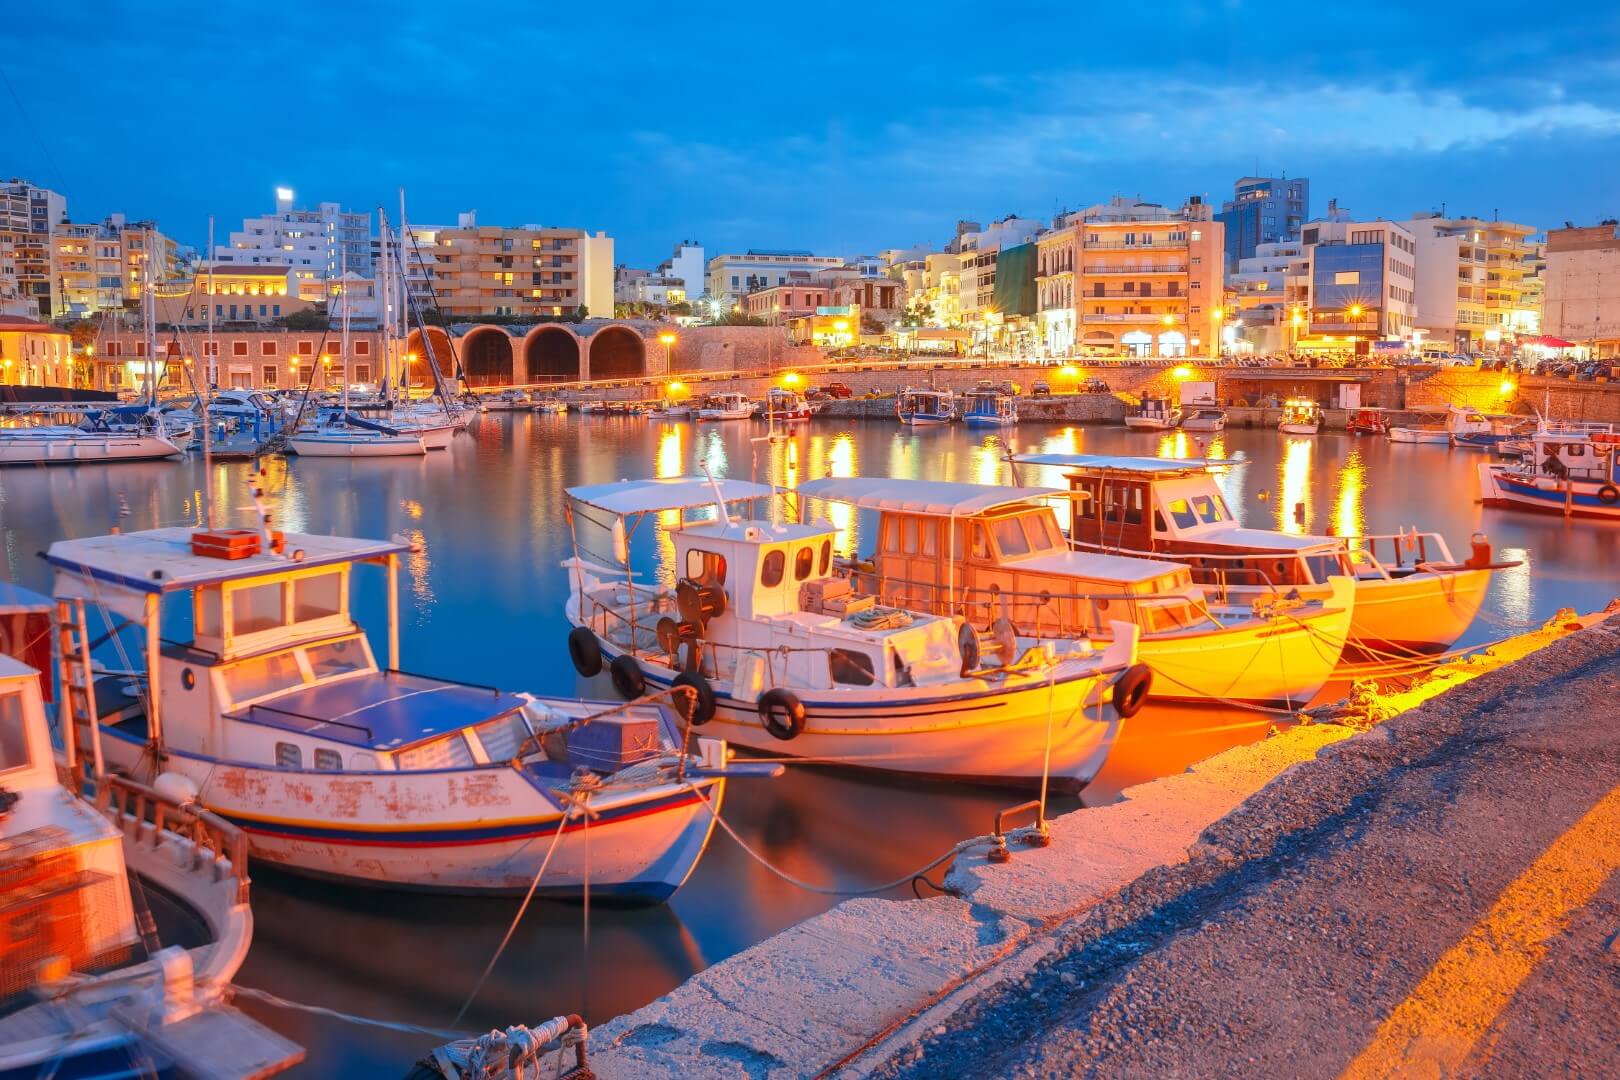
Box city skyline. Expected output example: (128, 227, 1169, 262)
(3, 1, 1618, 265)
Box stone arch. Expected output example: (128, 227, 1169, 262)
(462, 326, 515, 387)
(404, 327, 455, 389)
(588, 326, 646, 380)
(524, 325, 582, 383)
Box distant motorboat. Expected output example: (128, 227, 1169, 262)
(697, 392, 753, 421)
(896, 387, 955, 426)
(1278, 398, 1322, 435)
(483, 389, 533, 411)
(1124, 395, 1181, 431)
(1180, 408, 1227, 433)
(761, 387, 812, 423)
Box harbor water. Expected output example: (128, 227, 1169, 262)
(1, 411, 1613, 1075)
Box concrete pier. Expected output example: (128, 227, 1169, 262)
(587, 609, 1619, 1079)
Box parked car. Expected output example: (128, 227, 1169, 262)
(1082, 376, 1110, 393)
(1031, 381, 1052, 397)
(821, 382, 853, 398)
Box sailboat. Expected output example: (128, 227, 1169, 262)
(287, 250, 427, 457)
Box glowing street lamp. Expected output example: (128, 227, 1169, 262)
(781, 372, 802, 387)
(1172, 365, 1193, 380)
(1348, 304, 1364, 319)
(1499, 379, 1516, 397)
(658, 330, 677, 371)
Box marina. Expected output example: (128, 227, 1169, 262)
(0, 406, 1612, 1074)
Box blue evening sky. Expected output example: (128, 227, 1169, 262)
(3, 1, 1617, 266)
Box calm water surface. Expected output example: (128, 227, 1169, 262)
(1, 412, 1614, 1074)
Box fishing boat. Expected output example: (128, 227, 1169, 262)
(1278, 398, 1322, 435)
(896, 387, 955, 426)
(0, 409, 184, 465)
(697, 392, 753, 421)
(961, 388, 1017, 427)
(1345, 407, 1390, 437)
(1015, 453, 1515, 658)
(483, 389, 533, 412)
(0, 589, 304, 1076)
(798, 477, 1353, 708)
(648, 398, 692, 420)
(562, 477, 1148, 793)
(1124, 395, 1181, 431)
(760, 387, 813, 423)
(45, 522, 737, 900)
(1179, 408, 1227, 433)
(1478, 430, 1620, 520)
(1450, 407, 1532, 449)
(531, 391, 570, 414)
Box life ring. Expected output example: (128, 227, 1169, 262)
(568, 627, 603, 677)
(1112, 664, 1153, 719)
(758, 688, 806, 740)
(1599, 485, 1619, 505)
(672, 671, 717, 725)
(610, 654, 646, 699)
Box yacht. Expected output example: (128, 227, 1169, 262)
(0, 409, 184, 465)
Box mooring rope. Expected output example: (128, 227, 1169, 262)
(232, 985, 475, 1042)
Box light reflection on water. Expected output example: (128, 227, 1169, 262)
(0, 413, 1612, 1076)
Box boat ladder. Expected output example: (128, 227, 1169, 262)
(54, 598, 104, 790)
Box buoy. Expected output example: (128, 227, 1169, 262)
(153, 772, 200, 806)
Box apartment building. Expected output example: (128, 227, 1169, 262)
(0, 179, 65, 317)
(706, 251, 844, 307)
(1294, 203, 1417, 351)
(1544, 222, 1620, 358)
(214, 187, 372, 279)
(1405, 213, 1538, 353)
(743, 277, 831, 323)
(957, 217, 1042, 323)
(1036, 223, 1079, 355)
(418, 219, 613, 319)
(1216, 175, 1309, 274)
(1072, 196, 1223, 357)
(158, 264, 322, 327)
(1224, 240, 1307, 353)
(49, 215, 183, 317)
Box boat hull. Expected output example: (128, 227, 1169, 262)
(0, 433, 182, 464)
(1180, 418, 1226, 433)
(963, 415, 1016, 427)
(1278, 422, 1320, 435)
(1388, 428, 1449, 444)
(1124, 418, 1175, 431)
(1227, 568, 1489, 658)
(898, 414, 952, 427)
(1479, 464, 1620, 521)
(287, 433, 427, 457)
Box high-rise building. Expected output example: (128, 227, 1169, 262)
(1292, 201, 1417, 352)
(214, 187, 372, 282)
(1405, 213, 1538, 353)
(1216, 176, 1309, 275)
(0, 179, 66, 317)
(400, 212, 613, 319)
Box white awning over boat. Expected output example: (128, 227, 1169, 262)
(47, 528, 408, 618)
(565, 476, 776, 517)
(796, 476, 1063, 516)
(1013, 453, 1238, 475)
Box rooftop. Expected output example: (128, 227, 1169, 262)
(797, 476, 1064, 517)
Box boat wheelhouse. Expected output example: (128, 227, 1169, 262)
(961, 389, 1017, 427)
(896, 388, 955, 427)
(1346, 407, 1390, 437)
(1124, 396, 1180, 431)
(1479, 430, 1620, 520)
(45, 527, 731, 900)
(1015, 453, 1511, 658)
(797, 477, 1351, 708)
(563, 477, 1146, 792)
(1278, 398, 1322, 435)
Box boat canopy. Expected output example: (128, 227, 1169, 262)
(565, 476, 776, 517)
(46, 528, 407, 619)
(797, 476, 1063, 517)
(1014, 452, 1238, 476)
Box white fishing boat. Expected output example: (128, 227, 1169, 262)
(483, 389, 534, 411)
(697, 393, 753, 421)
(1278, 398, 1322, 435)
(761, 387, 812, 423)
(896, 387, 955, 426)
(0, 410, 184, 465)
(961, 389, 1017, 427)
(648, 400, 692, 419)
(563, 477, 1147, 793)
(1179, 408, 1227, 433)
(1479, 430, 1620, 521)
(46, 522, 739, 900)
(0, 587, 304, 1076)
(1017, 453, 1516, 659)
(798, 477, 1353, 708)
(1124, 395, 1181, 431)
(1389, 405, 1475, 445)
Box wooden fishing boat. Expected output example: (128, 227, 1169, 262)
(1124, 395, 1180, 431)
(896, 388, 955, 426)
(1478, 430, 1620, 521)
(1278, 398, 1322, 435)
(697, 393, 753, 421)
(961, 389, 1017, 427)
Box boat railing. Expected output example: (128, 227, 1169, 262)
(226, 701, 375, 742)
(1069, 541, 1345, 595)
(97, 774, 249, 904)
(1346, 531, 1454, 569)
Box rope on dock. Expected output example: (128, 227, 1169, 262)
(230, 984, 476, 1041)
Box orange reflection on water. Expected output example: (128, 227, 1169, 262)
(1157, 431, 1191, 459)
(655, 424, 684, 479)
(973, 435, 1004, 487)
(1277, 437, 1313, 534)
(1333, 449, 1366, 538)
(403, 527, 434, 613)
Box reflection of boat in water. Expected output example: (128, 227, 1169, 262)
(0, 586, 304, 1076)
(47, 525, 732, 901)
(1277, 398, 1321, 435)
(1124, 395, 1180, 431)
(799, 476, 1352, 708)
(1018, 453, 1516, 658)
(564, 477, 1147, 793)
(896, 387, 955, 427)
(1479, 429, 1620, 521)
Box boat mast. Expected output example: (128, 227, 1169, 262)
(200, 217, 216, 528)
(401, 188, 454, 422)
(340, 247, 351, 417)
(377, 208, 392, 406)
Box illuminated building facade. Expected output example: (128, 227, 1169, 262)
(214, 187, 371, 279)
(1405, 213, 1538, 353)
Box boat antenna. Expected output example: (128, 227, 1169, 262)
(698, 463, 733, 528)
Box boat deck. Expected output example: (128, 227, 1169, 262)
(228, 670, 524, 750)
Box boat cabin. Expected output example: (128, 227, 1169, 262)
(797, 477, 1210, 638)
(897, 388, 953, 419)
(1528, 432, 1620, 484)
(962, 390, 1016, 423)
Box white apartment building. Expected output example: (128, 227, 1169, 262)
(958, 216, 1043, 321)
(656, 241, 704, 302)
(214, 187, 372, 280)
(1, 179, 66, 317)
(1405, 213, 1538, 353)
(706, 250, 844, 307)
(1295, 203, 1417, 351)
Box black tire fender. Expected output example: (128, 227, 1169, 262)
(672, 671, 717, 725)
(609, 653, 646, 699)
(568, 626, 603, 677)
(1598, 485, 1619, 505)
(1112, 663, 1153, 719)
(757, 688, 806, 740)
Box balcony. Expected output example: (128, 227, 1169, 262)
(1084, 290, 1186, 300)
(1082, 240, 1189, 251)
(1080, 312, 1188, 324)
(1082, 263, 1188, 275)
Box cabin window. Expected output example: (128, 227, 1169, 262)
(818, 540, 831, 575)
(1154, 510, 1167, 533)
(990, 517, 1032, 557)
(685, 548, 726, 585)
(232, 581, 286, 635)
(473, 713, 531, 761)
(349, 752, 379, 770)
(305, 638, 367, 679)
(761, 550, 786, 587)
(1191, 495, 1227, 524)
(970, 523, 989, 559)
(229, 652, 304, 702)
(920, 520, 937, 557)
(196, 588, 222, 643)
(950, 522, 965, 559)
(794, 546, 815, 582)
(901, 517, 919, 555)
(829, 648, 876, 686)
(1167, 499, 1199, 529)
(274, 742, 302, 768)
(0, 693, 29, 773)
(1023, 513, 1062, 552)
(396, 734, 475, 771)
(313, 748, 343, 771)
(293, 572, 343, 622)
(1103, 484, 1145, 526)
(880, 516, 899, 553)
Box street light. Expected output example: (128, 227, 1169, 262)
(782, 371, 802, 387)
(658, 330, 677, 371)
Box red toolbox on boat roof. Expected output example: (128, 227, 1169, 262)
(189, 529, 285, 560)
(565, 715, 662, 773)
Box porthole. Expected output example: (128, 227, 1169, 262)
(181, 668, 196, 690)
